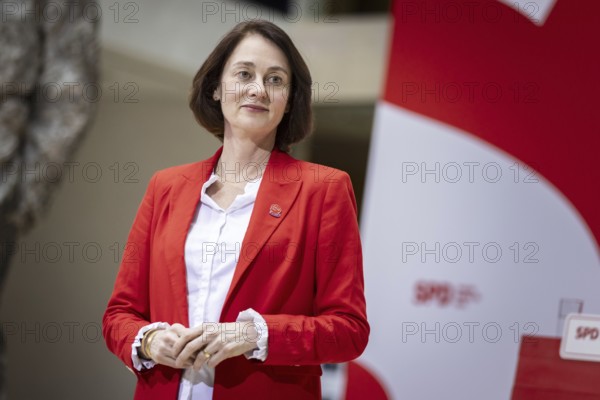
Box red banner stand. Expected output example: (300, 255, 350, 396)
(345, 361, 389, 400)
(511, 336, 600, 399)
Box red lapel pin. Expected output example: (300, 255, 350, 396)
(269, 204, 282, 218)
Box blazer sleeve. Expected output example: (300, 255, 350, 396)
(102, 172, 157, 373)
(260, 172, 370, 365)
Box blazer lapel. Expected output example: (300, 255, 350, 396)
(221, 149, 302, 315)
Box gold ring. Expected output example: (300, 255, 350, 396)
(203, 351, 211, 359)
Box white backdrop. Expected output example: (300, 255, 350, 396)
(360, 102, 600, 399)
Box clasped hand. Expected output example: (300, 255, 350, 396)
(148, 322, 260, 370)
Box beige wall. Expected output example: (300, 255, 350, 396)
(97, 0, 390, 103)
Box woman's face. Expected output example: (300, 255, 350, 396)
(216, 34, 291, 145)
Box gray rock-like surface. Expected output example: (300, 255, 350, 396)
(0, 0, 101, 395)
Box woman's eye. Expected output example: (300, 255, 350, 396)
(266, 75, 283, 85)
(237, 71, 251, 80)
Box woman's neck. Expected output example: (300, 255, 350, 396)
(216, 136, 274, 183)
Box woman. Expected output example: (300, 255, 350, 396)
(103, 20, 369, 400)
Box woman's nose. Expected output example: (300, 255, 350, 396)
(246, 79, 267, 100)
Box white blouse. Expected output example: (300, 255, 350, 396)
(131, 170, 268, 400)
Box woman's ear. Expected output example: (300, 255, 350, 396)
(213, 85, 221, 101)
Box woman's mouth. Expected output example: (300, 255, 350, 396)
(241, 104, 268, 112)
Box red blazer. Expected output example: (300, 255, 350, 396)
(103, 146, 369, 399)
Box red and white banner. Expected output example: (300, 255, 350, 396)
(360, 1, 600, 398)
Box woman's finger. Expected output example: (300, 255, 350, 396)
(191, 332, 223, 370)
(171, 325, 203, 358)
(174, 334, 209, 369)
(206, 343, 232, 369)
(192, 346, 213, 370)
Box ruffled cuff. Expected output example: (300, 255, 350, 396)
(236, 308, 268, 361)
(131, 322, 170, 371)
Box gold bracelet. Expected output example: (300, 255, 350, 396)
(144, 329, 160, 360)
(140, 329, 159, 360)
(139, 330, 151, 360)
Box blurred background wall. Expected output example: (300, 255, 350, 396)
(0, 1, 390, 398)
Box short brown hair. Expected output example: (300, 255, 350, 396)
(189, 20, 313, 152)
